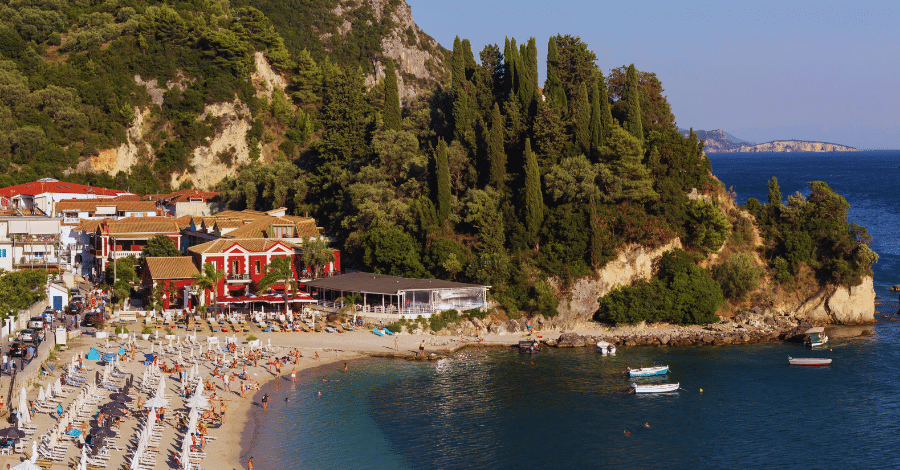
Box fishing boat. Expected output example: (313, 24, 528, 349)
(627, 365, 669, 377)
(631, 383, 680, 393)
(596, 341, 616, 355)
(788, 356, 832, 366)
(803, 327, 828, 347)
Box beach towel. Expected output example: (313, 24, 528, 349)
(86, 348, 100, 360)
(66, 429, 82, 437)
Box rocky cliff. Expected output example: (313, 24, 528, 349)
(788, 276, 876, 325)
(731, 140, 858, 152)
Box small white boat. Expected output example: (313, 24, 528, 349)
(627, 365, 669, 377)
(803, 327, 828, 347)
(632, 383, 679, 393)
(596, 341, 616, 355)
(788, 356, 832, 366)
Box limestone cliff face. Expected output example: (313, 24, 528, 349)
(788, 276, 876, 325)
(551, 239, 683, 329)
(733, 140, 858, 152)
(329, 0, 448, 98)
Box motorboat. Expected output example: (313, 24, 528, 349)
(626, 365, 669, 377)
(631, 382, 679, 393)
(788, 356, 832, 366)
(803, 327, 828, 347)
(596, 341, 616, 355)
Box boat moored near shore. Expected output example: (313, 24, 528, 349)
(788, 356, 832, 366)
(631, 383, 680, 393)
(626, 365, 669, 377)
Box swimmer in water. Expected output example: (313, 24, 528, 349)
(317, 391, 322, 397)
(285, 397, 289, 402)
(644, 422, 650, 428)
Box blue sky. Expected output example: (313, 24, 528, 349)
(407, 0, 900, 149)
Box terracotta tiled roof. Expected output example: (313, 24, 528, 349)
(55, 199, 158, 213)
(104, 218, 181, 235)
(144, 257, 199, 280)
(145, 189, 220, 204)
(225, 216, 320, 239)
(0, 180, 127, 197)
(188, 238, 298, 255)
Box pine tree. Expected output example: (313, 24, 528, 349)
(435, 139, 451, 223)
(574, 81, 591, 155)
(544, 36, 567, 114)
(623, 64, 644, 142)
(607, 126, 656, 202)
(383, 57, 401, 131)
(589, 80, 602, 154)
(523, 138, 543, 246)
(488, 103, 507, 190)
(291, 49, 321, 105)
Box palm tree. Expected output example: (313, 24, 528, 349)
(191, 262, 224, 318)
(256, 256, 294, 314)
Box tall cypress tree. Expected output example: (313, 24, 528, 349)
(383, 57, 401, 131)
(544, 36, 567, 114)
(505, 38, 520, 101)
(623, 64, 644, 142)
(461, 38, 477, 81)
(518, 38, 538, 115)
(574, 81, 591, 155)
(598, 71, 614, 143)
(452, 36, 466, 90)
(523, 138, 543, 246)
(452, 89, 474, 150)
(488, 103, 507, 190)
(435, 138, 451, 223)
(589, 80, 602, 154)
(767, 176, 783, 207)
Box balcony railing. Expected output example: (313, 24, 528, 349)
(227, 273, 251, 282)
(63, 217, 79, 224)
(10, 234, 59, 244)
(14, 256, 66, 268)
(110, 250, 142, 260)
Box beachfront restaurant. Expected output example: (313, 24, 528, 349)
(303, 272, 490, 319)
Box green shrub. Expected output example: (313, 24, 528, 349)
(114, 326, 129, 334)
(428, 310, 459, 332)
(246, 335, 258, 341)
(714, 253, 764, 300)
(141, 326, 153, 335)
(462, 308, 488, 320)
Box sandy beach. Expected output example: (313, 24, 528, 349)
(0, 325, 529, 470)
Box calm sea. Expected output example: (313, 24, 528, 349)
(244, 151, 900, 469)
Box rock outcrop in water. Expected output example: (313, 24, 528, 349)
(789, 276, 876, 325)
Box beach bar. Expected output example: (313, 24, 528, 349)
(303, 272, 490, 319)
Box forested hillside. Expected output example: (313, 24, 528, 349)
(0, 0, 874, 324)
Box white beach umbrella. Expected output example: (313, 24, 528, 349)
(181, 434, 192, 470)
(37, 386, 45, 403)
(11, 460, 41, 470)
(178, 350, 183, 362)
(156, 375, 167, 398)
(185, 391, 208, 409)
(144, 395, 167, 409)
(81, 442, 88, 470)
(54, 378, 63, 396)
(190, 347, 194, 358)
(30, 440, 37, 464)
(18, 386, 30, 424)
(150, 342, 154, 353)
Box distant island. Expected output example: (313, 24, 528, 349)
(679, 129, 858, 153)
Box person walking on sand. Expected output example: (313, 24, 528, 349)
(262, 394, 269, 411)
(315, 351, 320, 360)
(248, 456, 253, 470)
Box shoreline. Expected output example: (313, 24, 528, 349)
(225, 318, 877, 468)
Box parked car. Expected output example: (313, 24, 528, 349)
(8, 343, 25, 357)
(17, 329, 34, 342)
(28, 317, 44, 330)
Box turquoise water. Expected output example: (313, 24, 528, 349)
(244, 151, 900, 469)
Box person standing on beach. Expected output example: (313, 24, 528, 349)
(394, 336, 398, 351)
(262, 394, 268, 410)
(248, 457, 253, 470)
(418, 340, 425, 357)
(291, 368, 297, 383)
(223, 373, 230, 393)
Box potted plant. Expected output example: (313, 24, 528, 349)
(141, 325, 152, 340)
(115, 325, 129, 339)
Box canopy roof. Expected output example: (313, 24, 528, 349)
(304, 272, 489, 296)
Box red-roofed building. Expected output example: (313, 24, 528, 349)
(145, 189, 221, 217)
(0, 178, 132, 217)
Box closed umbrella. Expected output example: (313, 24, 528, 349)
(17, 387, 29, 424)
(36, 386, 45, 403)
(156, 375, 166, 399)
(54, 378, 63, 397)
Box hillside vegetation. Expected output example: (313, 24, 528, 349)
(0, 0, 874, 325)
